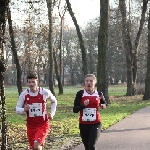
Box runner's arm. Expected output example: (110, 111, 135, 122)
(46, 90, 57, 119)
(99, 92, 107, 104)
(16, 92, 25, 114)
(73, 90, 86, 113)
(99, 92, 107, 109)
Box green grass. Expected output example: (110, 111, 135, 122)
(108, 84, 127, 96)
(3, 85, 150, 149)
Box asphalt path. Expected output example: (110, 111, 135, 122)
(73, 105, 150, 150)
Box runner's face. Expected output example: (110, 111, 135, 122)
(84, 76, 96, 91)
(27, 78, 38, 92)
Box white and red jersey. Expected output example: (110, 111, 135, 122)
(79, 89, 101, 124)
(16, 87, 57, 128)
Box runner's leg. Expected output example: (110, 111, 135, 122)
(79, 123, 90, 150)
(89, 122, 101, 150)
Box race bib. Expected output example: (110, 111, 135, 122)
(29, 103, 42, 117)
(82, 108, 96, 121)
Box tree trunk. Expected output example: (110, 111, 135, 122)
(119, 0, 148, 96)
(65, 0, 88, 77)
(0, 0, 9, 149)
(57, 16, 64, 94)
(53, 49, 63, 95)
(143, 7, 150, 100)
(7, 7, 22, 95)
(119, 0, 133, 96)
(46, 0, 55, 95)
(132, 0, 148, 91)
(97, 0, 110, 104)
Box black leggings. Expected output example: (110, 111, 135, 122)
(79, 122, 101, 150)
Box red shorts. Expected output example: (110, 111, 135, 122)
(27, 123, 50, 149)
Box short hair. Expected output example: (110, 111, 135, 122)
(26, 72, 38, 80)
(85, 74, 97, 82)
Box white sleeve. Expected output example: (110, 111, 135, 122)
(43, 89, 57, 118)
(16, 92, 25, 114)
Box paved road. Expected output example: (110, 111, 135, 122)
(73, 106, 150, 150)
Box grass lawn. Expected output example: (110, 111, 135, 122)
(3, 85, 150, 149)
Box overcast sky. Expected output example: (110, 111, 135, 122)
(66, 0, 100, 27)
(65, 0, 117, 27)
(10, 0, 117, 28)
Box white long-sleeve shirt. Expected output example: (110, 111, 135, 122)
(16, 87, 57, 118)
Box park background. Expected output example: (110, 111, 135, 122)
(1, 0, 150, 149)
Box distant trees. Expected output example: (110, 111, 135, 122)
(84, 21, 99, 74)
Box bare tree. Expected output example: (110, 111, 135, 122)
(143, 3, 150, 100)
(119, 0, 148, 96)
(7, 7, 22, 95)
(46, 0, 56, 95)
(65, 0, 88, 77)
(97, 0, 110, 104)
(54, 1, 67, 94)
(132, 0, 148, 90)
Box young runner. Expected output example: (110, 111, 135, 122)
(73, 74, 106, 150)
(16, 72, 57, 150)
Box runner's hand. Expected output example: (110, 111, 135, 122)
(48, 113, 53, 120)
(84, 99, 89, 106)
(24, 103, 30, 112)
(101, 104, 106, 109)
